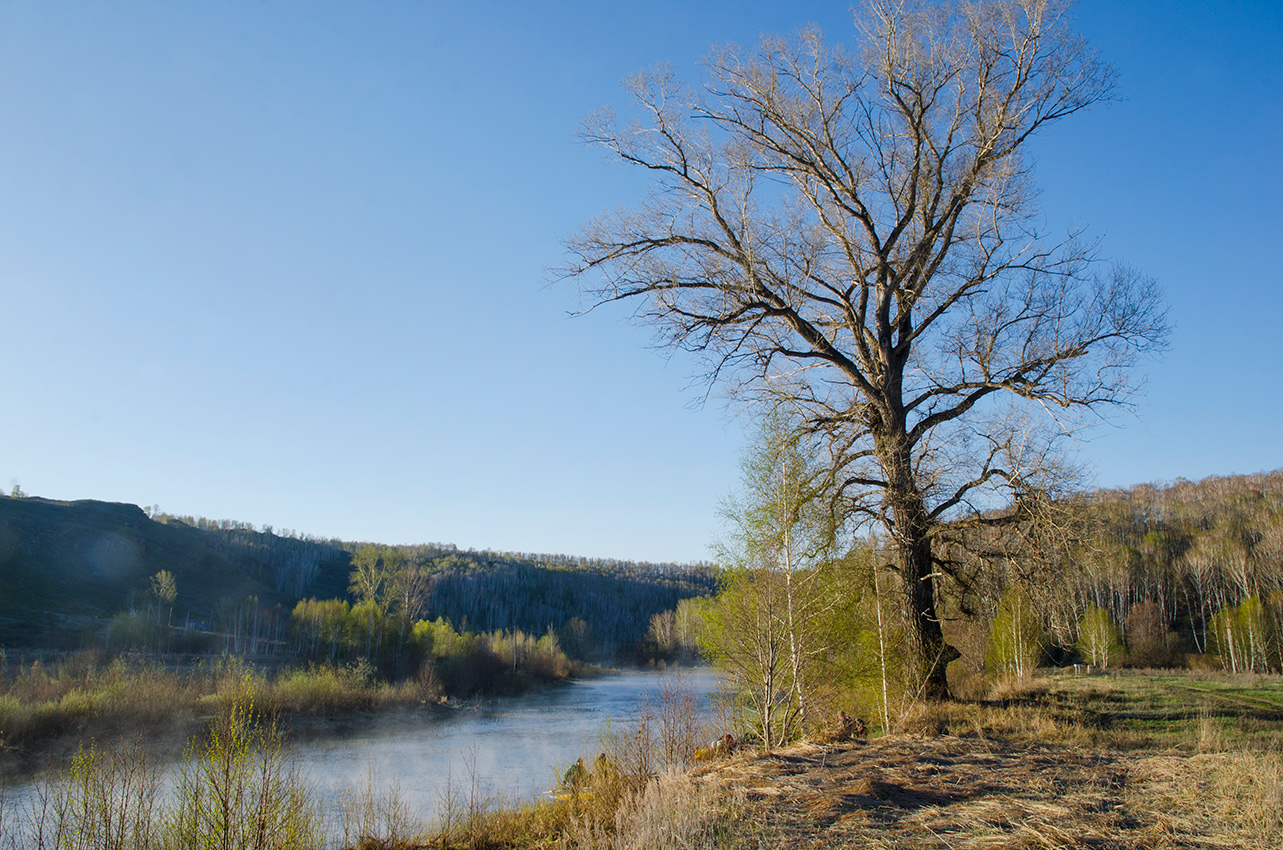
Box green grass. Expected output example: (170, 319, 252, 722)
(1022, 670, 1283, 751)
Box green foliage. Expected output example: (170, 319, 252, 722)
(1076, 605, 1124, 668)
(698, 568, 796, 747)
(822, 549, 908, 734)
(1210, 595, 1280, 673)
(712, 413, 838, 577)
(23, 737, 160, 850)
(287, 599, 574, 694)
(348, 544, 389, 605)
(986, 589, 1045, 680)
(702, 413, 845, 749)
(13, 681, 323, 850)
(164, 679, 320, 850)
(150, 570, 177, 607)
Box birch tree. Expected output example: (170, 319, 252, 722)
(705, 412, 842, 746)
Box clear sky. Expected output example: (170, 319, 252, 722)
(2, 1, 1280, 563)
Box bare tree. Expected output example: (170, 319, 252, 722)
(564, 0, 1167, 697)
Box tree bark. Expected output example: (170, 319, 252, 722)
(887, 464, 957, 700)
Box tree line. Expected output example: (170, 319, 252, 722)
(96, 529, 716, 689)
(1009, 470, 1283, 673)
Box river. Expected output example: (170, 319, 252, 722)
(298, 666, 723, 823)
(1, 666, 723, 846)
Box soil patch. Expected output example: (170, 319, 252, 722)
(698, 735, 1253, 849)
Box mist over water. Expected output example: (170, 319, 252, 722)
(0, 667, 722, 847)
(297, 666, 722, 824)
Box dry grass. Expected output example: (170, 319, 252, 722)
(335, 769, 426, 850)
(676, 670, 1283, 849)
(693, 734, 1281, 849)
(1129, 748, 1283, 846)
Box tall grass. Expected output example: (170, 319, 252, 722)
(8, 682, 320, 850)
(335, 769, 424, 850)
(0, 654, 445, 759)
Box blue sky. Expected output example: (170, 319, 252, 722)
(2, 1, 1280, 563)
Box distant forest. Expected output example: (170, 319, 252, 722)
(0, 494, 717, 665)
(896, 468, 1283, 689)
(1006, 469, 1283, 671)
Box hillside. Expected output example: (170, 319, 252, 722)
(0, 495, 715, 653)
(0, 497, 300, 646)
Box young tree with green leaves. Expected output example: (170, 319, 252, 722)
(1076, 604, 1124, 668)
(150, 569, 177, 626)
(986, 587, 1045, 680)
(704, 413, 843, 746)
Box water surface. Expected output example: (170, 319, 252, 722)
(295, 666, 722, 822)
(0, 666, 721, 845)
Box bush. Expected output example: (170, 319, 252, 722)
(24, 738, 161, 850)
(163, 678, 321, 850)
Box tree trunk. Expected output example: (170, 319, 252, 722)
(885, 442, 958, 700)
(897, 526, 954, 700)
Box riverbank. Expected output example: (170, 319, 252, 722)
(0, 651, 602, 777)
(0, 666, 721, 849)
(438, 670, 1283, 849)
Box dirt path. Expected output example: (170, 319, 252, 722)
(698, 736, 1231, 849)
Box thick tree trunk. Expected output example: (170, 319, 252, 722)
(894, 502, 957, 701)
(884, 437, 959, 701)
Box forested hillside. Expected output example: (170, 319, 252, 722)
(0, 495, 714, 656)
(909, 468, 1283, 690)
(1023, 469, 1283, 669)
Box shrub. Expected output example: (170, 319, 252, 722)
(24, 737, 161, 850)
(162, 679, 321, 850)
